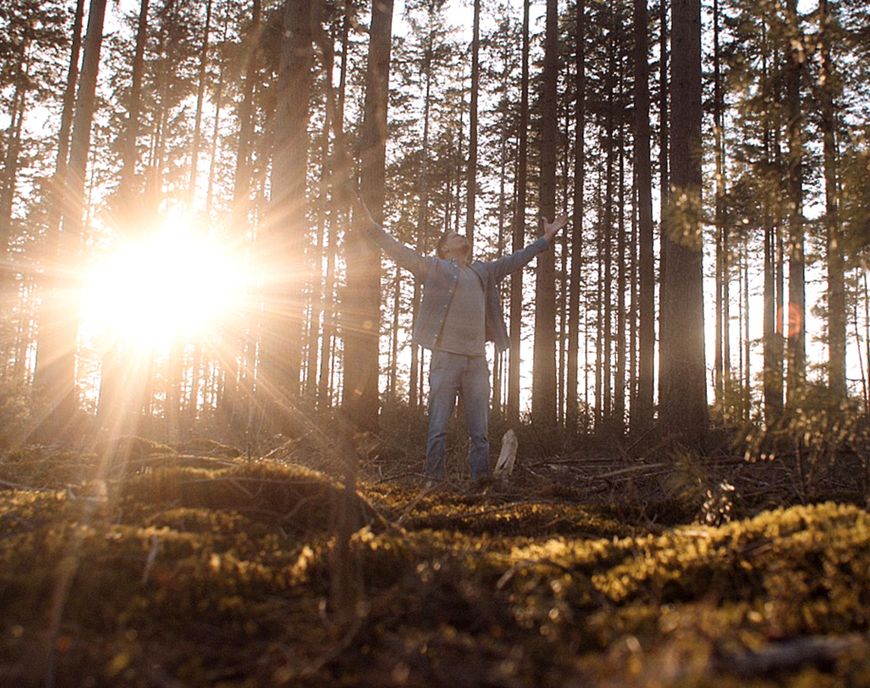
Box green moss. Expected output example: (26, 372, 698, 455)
(1, 451, 868, 687)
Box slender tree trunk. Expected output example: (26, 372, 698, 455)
(507, 0, 530, 425)
(819, 0, 845, 398)
(319, 10, 349, 409)
(633, 0, 655, 433)
(713, 0, 728, 403)
(594, 186, 603, 425)
(343, 0, 393, 430)
(762, 18, 784, 422)
(410, 51, 433, 410)
(465, 0, 480, 245)
(742, 239, 750, 419)
(659, 0, 707, 444)
(532, 0, 559, 431)
(205, 5, 230, 217)
(629, 169, 639, 421)
(566, 0, 586, 435)
(188, 0, 214, 202)
(42, 0, 84, 256)
(233, 0, 262, 212)
(0, 34, 30, 259)
(224, 0, 261, 425)
(388, 268, 400, 400)
(493, 133, 508, 416)
(784, 0, 805, 403)
(602, 20, 615, 422)
(615, 119, 627, 428)
(33, 0, 108, 438)
(260, 0, 315, 428)
(657, 0, 669, 408)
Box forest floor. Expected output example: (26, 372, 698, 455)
(0, 437, 868, 687)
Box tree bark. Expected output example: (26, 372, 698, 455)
(659, 0, 707, 445)
(259, 0, 315, 428)
(465, 0, 480, 246)
(507, 0, 531, 425)
(532, 0, 559, 431)
(566, 0, 586, 434)
(784, 0, 805, 403)
(713, 0, 729, 404)
(343, 0, 394, 430)
(187, 0, 214, 202)
(33, 0, 108, 438)
(819, 0, 845, 399)
(633, 0, 654, 433)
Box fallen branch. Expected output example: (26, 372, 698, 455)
(717, 634, 866, 677)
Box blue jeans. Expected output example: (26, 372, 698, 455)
(424, 350, 491, 480)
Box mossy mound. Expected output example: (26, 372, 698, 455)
(119, 461, 373, 532)
(93, 436, 176, 461)
(175, 437, 243, 458)
(1, 452, 868, 687)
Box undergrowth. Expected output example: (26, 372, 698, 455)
(0, 447, 867, 687)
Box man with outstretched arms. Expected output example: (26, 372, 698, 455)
(354, 194, 567, 484)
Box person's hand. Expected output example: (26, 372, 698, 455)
(540, 213, 569, 243)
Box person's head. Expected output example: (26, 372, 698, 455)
(436, 231, 471, 261)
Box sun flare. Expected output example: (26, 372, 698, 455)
(80, 215, 249, 351)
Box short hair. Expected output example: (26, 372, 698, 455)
(436, 232, 470, 259)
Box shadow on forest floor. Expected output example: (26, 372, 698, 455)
(0, 440, 868, 687)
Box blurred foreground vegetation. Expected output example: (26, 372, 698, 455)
(0, 439, 868, 687)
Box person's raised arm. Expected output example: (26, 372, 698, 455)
(488, 213, 569, 281)
(352, 192, 430, 279)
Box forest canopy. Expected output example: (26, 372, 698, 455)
(0, 0, 868, 452)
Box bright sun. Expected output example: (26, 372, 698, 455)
(81, 214, 248, 351)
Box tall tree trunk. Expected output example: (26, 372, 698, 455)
(629, 169, 639, 421)
(0, 33, 30, 259)
(409, 48, 433, 410)
(615, 119, 627, 428)
(742, 239, 750, 419)
(233, 0, 262, 213)
(223, 0, 261, 425)
(594, 183, 603, 425)
(493, 133, 508, 416)
(819, 0, 845, 398)
(507, 0, 531, 425)
(188, 0, 214, 202)
(118, 0, 149, 201)
(343, 0, 393, 430)
(42, 0, 85, 255)
(465, 0, 480, 246)
(659, 0, 707, 444)
(388, 268, 400, 400)
(602, 18, 615, 422)
(566, 0, 586, 434)
(657, 0, 669, 408)
(532, 0, 559, 431)
(33, 0, 108, 438)
(784, 0, 805, 403)
(632, 0, 654, 433)
(205, 4, 231, 217)
(260, 0, 315, 428)
(713, 0, 729, 404)
(319, 10, 349, 409)
(762, 19, 783, 421)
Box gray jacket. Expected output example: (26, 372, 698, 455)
(363, 223, 550, 352)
